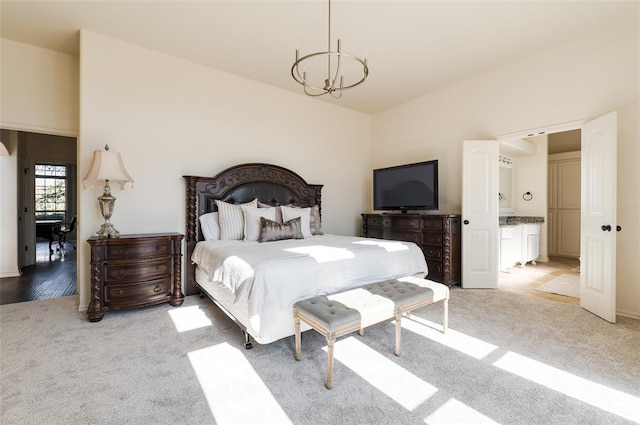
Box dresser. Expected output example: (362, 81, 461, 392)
(361, 214, 461, 286)
(87, 233, 184, 322)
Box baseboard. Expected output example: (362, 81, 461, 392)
(617, 310, 640, 321)
(0, 269, 21, 278)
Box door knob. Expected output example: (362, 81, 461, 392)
(617, 225, 622, 232)
(463, 220, 470, 225)
(601, 224, 612, 232)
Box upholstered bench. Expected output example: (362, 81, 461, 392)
(293, 276, 449, 389)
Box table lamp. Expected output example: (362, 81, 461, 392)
(82, 145, 134, 238)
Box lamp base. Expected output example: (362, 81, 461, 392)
(95, 222, 121, 238)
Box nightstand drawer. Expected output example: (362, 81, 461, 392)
(105, 278, 171, 304)
(106, 241, 171, 260)
(104, 259, 171, 283)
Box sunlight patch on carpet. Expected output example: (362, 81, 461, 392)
(493, 351, 640, 423)
(401, 316, 498, 360)
(168, 305, 212, 332)
(328, 337, 438, 410)
(425, 397, 502, 425)
(534, 274, 580, 298)
(188, 343, 292, 425)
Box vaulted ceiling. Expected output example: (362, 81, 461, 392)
(1, 1, 637, 114)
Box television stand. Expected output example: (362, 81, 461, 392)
(361, 213, 461, 286)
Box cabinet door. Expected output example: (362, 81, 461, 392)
(557, 160, 581, 209)
(558, 210, 580, 258)
(524, 224, 540, 263)
(500, 225, 521, 270)
(547, 209, 557, 255)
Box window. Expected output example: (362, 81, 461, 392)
(35, 164, 68, 223)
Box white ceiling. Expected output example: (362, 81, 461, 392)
(1, 1, 638, 114)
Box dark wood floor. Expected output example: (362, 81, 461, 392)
(0, 241, 77, 305)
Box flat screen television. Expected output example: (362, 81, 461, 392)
(373, 160, 438, 212)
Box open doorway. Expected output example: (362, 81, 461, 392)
(0, 130, 77, 305)
(498, 129, 582, 305)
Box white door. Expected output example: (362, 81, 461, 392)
(462, 140, 499, 288)
(580, 112, 617, 322)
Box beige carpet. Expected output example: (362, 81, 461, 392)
(2, 290, 640, 424)
(535, 273, 580, 298)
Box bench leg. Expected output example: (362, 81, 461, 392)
(294, 311, 301, 361)
(326, 336, 335, 390)
(394, 312, 402, 357)
(443, 298, 448, 334)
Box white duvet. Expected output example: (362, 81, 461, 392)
(191, 234, 428, 317)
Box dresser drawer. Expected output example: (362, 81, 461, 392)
(385, 230, 421, 245)
(422, 246, 443, 261)
(422, 218, 443, 232)
(366, 215, 383, 227)
(383, 216, 421, 229)
(426, 260, 443, 280)
(104, 278, 172, 305)
(106, 241, 171, 260)
(423, 233, 443, 246)
(366, 228, 383, 239)
(104, 259, 171, 283)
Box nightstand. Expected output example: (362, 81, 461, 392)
(87, 232, 184, 322)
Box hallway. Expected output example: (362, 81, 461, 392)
(0, 241, 77, 305)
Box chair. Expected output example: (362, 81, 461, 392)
(53, 216, 77, 251)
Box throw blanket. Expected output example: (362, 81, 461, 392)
(191, 235, 428, 316)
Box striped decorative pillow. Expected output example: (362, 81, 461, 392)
(216, 199, 258, 240)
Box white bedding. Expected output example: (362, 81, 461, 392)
(191, 234, 428, 318)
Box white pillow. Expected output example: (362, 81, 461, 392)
(281, 205, 312, 238)
(242, 207, 277, 242)
(216, 199, 258, 240)
(199, 212, 220, 240)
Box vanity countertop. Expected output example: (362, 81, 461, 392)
(499, 216, 545, 226)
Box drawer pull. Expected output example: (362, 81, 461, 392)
(156, 245, 162, 251)
(118, 289, 124, 295)
(154, 285, 162, 293)
(116, 270, 125, 279)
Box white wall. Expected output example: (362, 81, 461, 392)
(0, 39, 79, 136)
(0, 130, 19, 277)
(78, 30, 371, 310)
(512, 137, 549, 261)
(372, 24, 640, 317)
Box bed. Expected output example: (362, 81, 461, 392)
(184, 163, 428, 347)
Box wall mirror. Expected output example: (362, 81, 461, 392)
(499, 156, 514, 213)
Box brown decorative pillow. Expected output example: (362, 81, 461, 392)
(258, 217, 304, 242)
(309, 205, 323, 235)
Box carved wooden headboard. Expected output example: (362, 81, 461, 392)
(183, 163, 323, 295)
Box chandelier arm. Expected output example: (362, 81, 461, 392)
(330, 50, 343, 92)
(292, 53, 367, 93)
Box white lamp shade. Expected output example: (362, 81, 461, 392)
(82, 149, 134, 186)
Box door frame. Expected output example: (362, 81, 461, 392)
(495, 115, 618, 322)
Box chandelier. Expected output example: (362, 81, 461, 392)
(291, 0, 369, 98)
